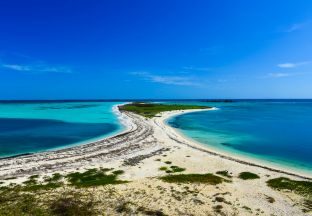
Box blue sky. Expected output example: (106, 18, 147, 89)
(0, 0, 312, 99)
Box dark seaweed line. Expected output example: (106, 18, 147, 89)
(0, 153, 34, 161)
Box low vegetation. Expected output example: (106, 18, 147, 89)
(159, 173, 226, 184)
(23, 173, 64, 191)
(1, 168, 127, 192)
(50, 191, 97, 216)
(0, 191, 46, 216)
(1, 163, 186, 216)
(159, 165, 186, 173)
(169, 166, 186, 173)
(119, 103, 211, 118)
(66, 168, 127, 187)
(213, 204, 223, 214)
(0, 168, 129, 215)
(302, 199, 312, 213)
(159, 166, 168, 171)
(267, 177, 312, 197)
(44, 173, 62, 183)
(265, 195, 275, 203)
(0, 187, 97, 216)
(242, 205, 252, 212)
(238, 172, 260, 180)
(115, 202, 167, 216)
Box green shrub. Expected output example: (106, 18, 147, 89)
(159, 166, 168, 171)
(238, 172, 260, 180)
(66, 168, 127, 187)
(112, 170, 125, 175)
(267, 177, 312, 197)
(160, 173, 225, 184)
(159, 165, 185, 173)
(170, 166, 186, 173)
(23, 173, 63, 191)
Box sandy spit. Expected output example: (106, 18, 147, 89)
(0, 105, 310, 215)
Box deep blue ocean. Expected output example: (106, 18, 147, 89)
(166, 100, 312, 174)
(0, 101, 124, 157)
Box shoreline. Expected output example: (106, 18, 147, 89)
(157, 108, 312, 180)
(0, 104, 129, 160)
(0, 105, 160, 181)
(0, 104, 311, 182)
(0, 105, 310, 215)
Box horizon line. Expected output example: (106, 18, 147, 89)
(0, 98, 312, 102)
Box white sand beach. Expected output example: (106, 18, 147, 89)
(0, 105, 311, 215)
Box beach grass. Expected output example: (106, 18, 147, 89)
(238, 172, 260, 180)
(44, 173, 62, 183)
(66, 168, 127, 187)
(24, 181, 63, 191)
(170, 166, 186, 173)
(119, 102, 211, 118)
(50, 191, 97, 216)
(2, 168, 128, 191)
(159, 165, 186, 173)
(23, 173, 64, 191)
(0, 192, 46, 216)
(159, 166, 168, 171)
(159, 173, 225, 184)
(267, 177, 312, 197)
(0, 188, 97, 216)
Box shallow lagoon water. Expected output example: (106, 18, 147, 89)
(167, 100, 312, 174)
(1, 100, 312, 174)
(0, 101, 124, 157)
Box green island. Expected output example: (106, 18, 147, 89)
(119, 102, 211, 118)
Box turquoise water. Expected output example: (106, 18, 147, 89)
(167, 100, 312, 174)
(1, 100, 312, 174)
(0, 101, 124, 157)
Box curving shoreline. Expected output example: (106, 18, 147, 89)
(0, 104, 311, 183)
(0, 107, 162, 180)
(0, 104, 310, 215)
(157, 109, 312, 180)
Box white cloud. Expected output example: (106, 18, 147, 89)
(268, 73, 292, 78)
(277, 63, 296, 68)
(2, 64, 32, 71)
(285, 23, 305, 32)
(283, 21, 311, 32)
(277, 61, 310, 68)
(1, 63, 72, 73)
(266, 72, 309, 78)
(131, 72, 201, 86)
